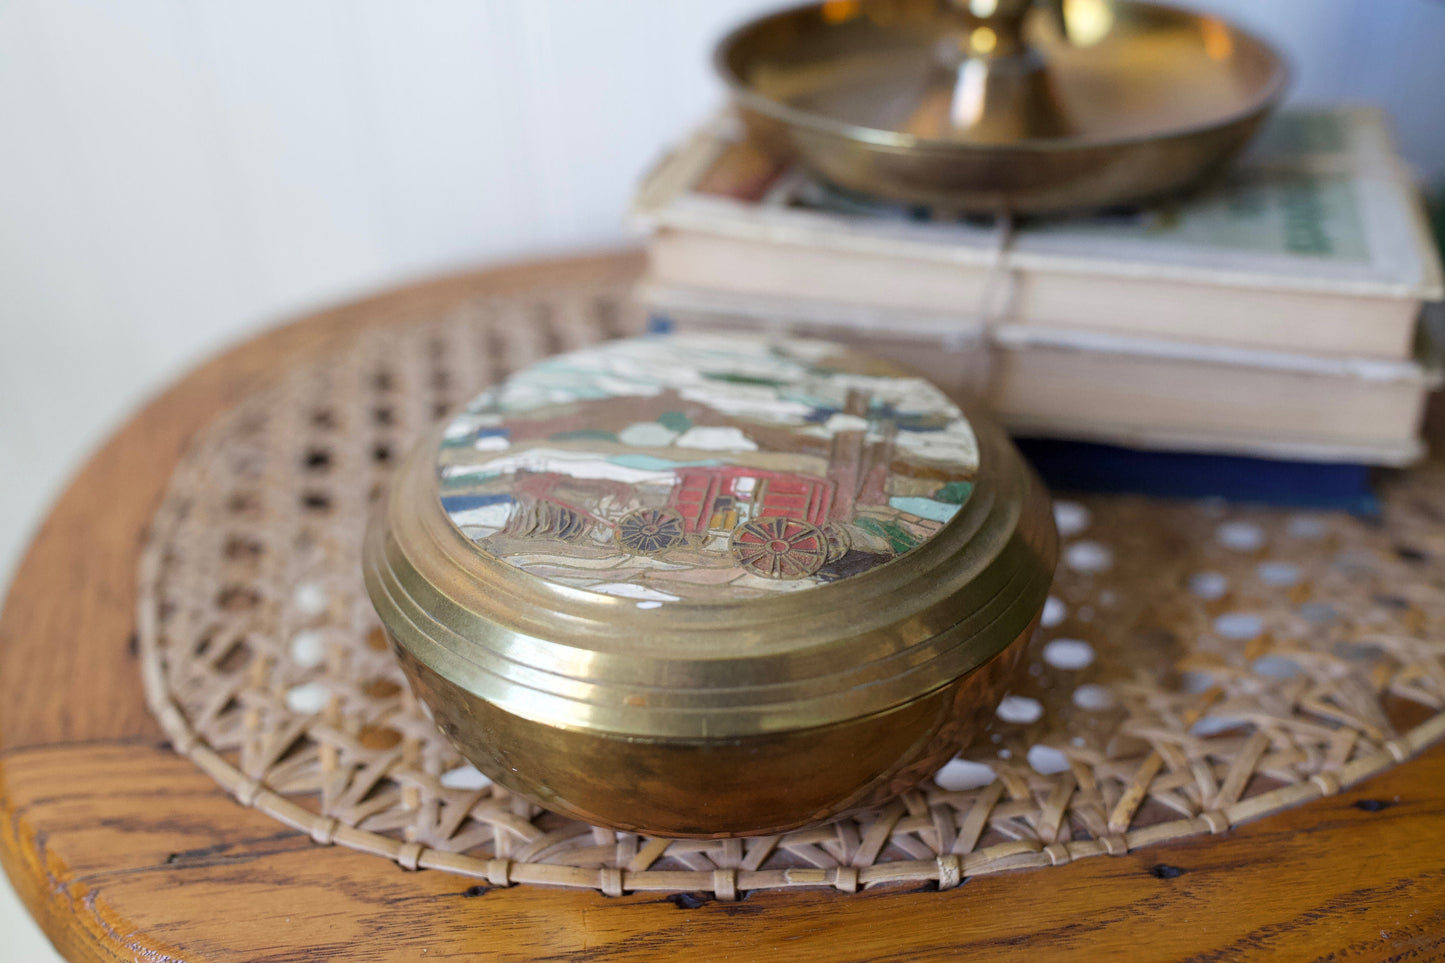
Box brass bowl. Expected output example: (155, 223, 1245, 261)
(364, 334, 1056, 837)
(716, 0, 1288, 214)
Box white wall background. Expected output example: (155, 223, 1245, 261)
(1, 1, 1443, 955)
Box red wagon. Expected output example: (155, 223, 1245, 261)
(614, 466, 848, 580)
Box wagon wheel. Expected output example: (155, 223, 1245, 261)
(729, 518, 829, 580)
(821, 523, 852, 563)
(615, 508, 687, 555)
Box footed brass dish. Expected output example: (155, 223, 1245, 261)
(716, 0, 1288, 214)
(364, 334, 1056, 837)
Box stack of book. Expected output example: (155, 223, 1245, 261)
(633, 108, 1443, 471)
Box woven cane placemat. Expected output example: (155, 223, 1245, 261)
(138, 281, 1445, 900)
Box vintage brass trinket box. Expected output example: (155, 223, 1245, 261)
(364, 334, 1056, 837)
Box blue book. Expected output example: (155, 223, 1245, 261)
(1015, 437, 1379, 514)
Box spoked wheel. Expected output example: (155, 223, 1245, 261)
(615, 508, 687, 555)
(729, 517, 829, 579)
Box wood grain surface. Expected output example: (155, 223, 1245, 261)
(2, 251, 1443, 962)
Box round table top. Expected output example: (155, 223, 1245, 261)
(2, 252, 1443, 962)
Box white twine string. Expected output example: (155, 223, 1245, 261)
(949, 210, 1017, 401)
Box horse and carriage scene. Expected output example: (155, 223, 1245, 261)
(436, 335, 979, 603)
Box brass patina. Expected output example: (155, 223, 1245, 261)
(716, 0, 1288, 214)
(364, 336, 1056, 837)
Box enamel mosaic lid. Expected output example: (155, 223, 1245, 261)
(434, 335, 979, 604)
(365, 332, 1055, 742)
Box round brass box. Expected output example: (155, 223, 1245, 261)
(363, 334, 1056, 837)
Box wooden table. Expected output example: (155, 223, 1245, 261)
(3, 252, 1444, 962)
